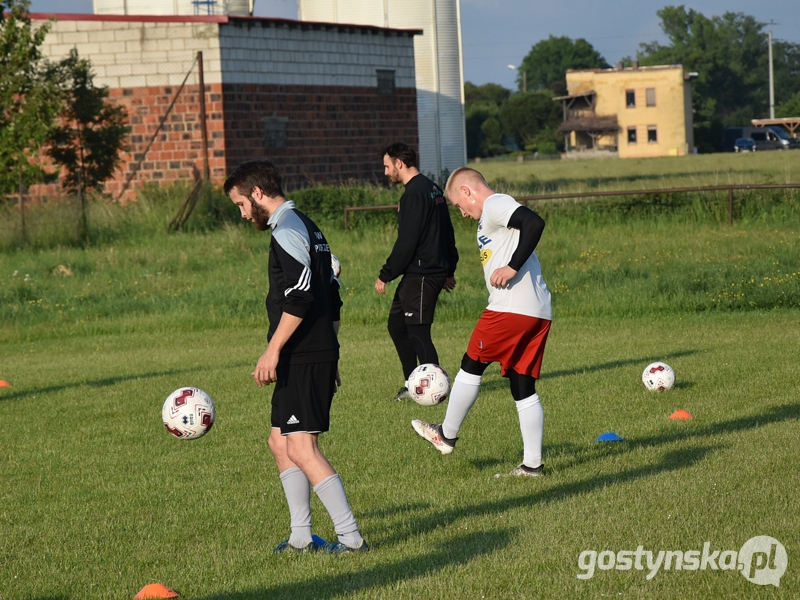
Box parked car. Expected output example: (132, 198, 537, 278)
(723, 126, 800, 151)
(734, 137, 756, 152)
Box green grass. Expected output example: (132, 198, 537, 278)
(473, 150, 800, 194)
(1, 315, 798, 599)
(1, 168, 799, 598)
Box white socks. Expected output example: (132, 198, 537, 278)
(314, 473, 363, 548)
(279, 466, 313, 547)
(516, 393, 543, 468)
(442, 370, 482, 440)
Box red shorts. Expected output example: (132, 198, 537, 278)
(466, 310, 551, 378)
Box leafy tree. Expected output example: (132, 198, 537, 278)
(776, 91, 800, 118)
(465, 81, 510, 107)
(635, 6, 800, 151)
(45, 48, 129, 242)
(464, 82, 510, 158)
(519, 36, 610, 96)
(0, 0, 61, 195)
(479, 116, 505, 156)
(500, 91, 562, 152)
(772, 40, 800, 106)
(47, 48, 129, 195)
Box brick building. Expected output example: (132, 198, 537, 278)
(34, 13, 420, 197)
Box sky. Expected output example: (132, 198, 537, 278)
(28, 0, 800, 89)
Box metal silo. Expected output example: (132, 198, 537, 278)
(298, 0, 467, 181)
(93, 0, 253, 16)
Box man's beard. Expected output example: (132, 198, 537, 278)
(250, 197, 270, 230)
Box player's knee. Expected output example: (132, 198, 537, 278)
(509, 370, 537, 401)
(461, 353, 489, 376)
(267, 429, 285, 457)
(387, 313, 406, 338)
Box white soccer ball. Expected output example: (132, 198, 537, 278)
(408, 363, 450, 406)
(331, 254, 341, 278)
(162, 387, 217, 439)
(642, 362, 675, 392)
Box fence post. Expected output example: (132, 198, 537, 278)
(728, 186, 734, 224)
(18, 169, 26, 243)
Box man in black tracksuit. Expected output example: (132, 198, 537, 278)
(225, 160, 367, 554)
(375, 142, 459, 401)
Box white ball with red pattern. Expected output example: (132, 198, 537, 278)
(408, 363, 450, 406)
(162, 387, 216, 439)
(642, 362, 675, 391)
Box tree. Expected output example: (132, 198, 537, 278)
(500, 91, 562, 152)
(479, 116, 505, 156)
(46, 48, 129, 241)
(772, 40, 800, 107)
(776, 91, 800, 118)
(634, 6, 800, 151)
(0, 0, 61, 195)
(519, 36, 610, 96)
(47, 49, 129, 195)
(464, 82, 510, 158)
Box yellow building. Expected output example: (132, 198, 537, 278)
(556, 64, 697, 158)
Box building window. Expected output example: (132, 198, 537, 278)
(262, 116, 288, 149)
(646, 88, 656, 107)
(376, 69, 395, 96)
(647, 125, 658, 143)
(626, 89, 636, 108)
(627, 127, 637, 143)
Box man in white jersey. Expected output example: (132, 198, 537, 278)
(411, 167, 552, 477)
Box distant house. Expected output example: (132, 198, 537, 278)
(556, 64, 697, 159)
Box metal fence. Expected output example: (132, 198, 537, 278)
(343, 183, 800, 229)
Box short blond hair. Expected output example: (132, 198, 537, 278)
(444, 167, 488, 201)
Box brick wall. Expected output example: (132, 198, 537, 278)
(31, 14, 419, 198)
(222, 83, 418, 187)
(105, 83, 226, 199)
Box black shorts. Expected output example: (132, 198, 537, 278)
(390, 274, 447, 325)
(271, 361, 337, 435)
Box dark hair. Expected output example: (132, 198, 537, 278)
(223, 160, 285, 199)
(381, 142, 418, 169)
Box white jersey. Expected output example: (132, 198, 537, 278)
(477, 193, 552, 320)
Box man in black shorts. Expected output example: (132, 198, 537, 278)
(375, 142, 459, 401)
(225, 160, 368, 553)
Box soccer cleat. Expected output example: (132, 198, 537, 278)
(324, 540, 370, 554)
(393, 387, 413, 402)
(273, 534, 328, 554)
(511, 463, 544, 478)
(411, 420, 456, 455)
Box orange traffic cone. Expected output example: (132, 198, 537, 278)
(0, 380, 9, 387)
(134, 583, 179, 599)
(669, 409, 692, 420)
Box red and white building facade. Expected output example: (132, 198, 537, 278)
(33, 13, 419, 198)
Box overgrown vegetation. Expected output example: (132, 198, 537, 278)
(2, 174, 798, 346)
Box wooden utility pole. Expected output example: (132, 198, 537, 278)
(197, 50, 210, 181)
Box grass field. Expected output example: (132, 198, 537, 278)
(1, 156, 799, 598)
(472, 150, 800, 195)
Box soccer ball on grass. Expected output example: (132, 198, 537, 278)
(641, 362, 675, 392)
(162, 387, 216, 439)
(408, 363, 450, 406)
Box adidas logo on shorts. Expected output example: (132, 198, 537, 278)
(287, 415, 300, 425)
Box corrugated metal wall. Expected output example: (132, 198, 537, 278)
(298, 0, 466, 181)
